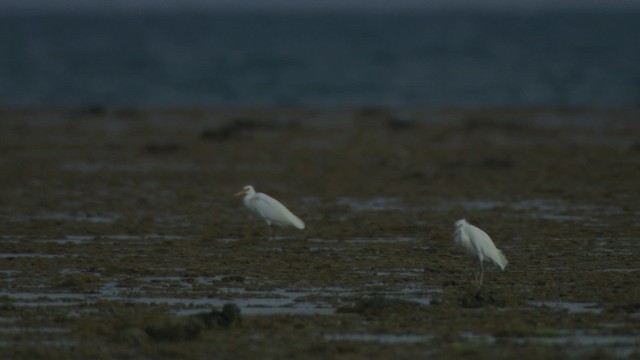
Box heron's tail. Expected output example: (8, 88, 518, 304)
(495, 249, 508, 270)
(291, 216, 305, 230)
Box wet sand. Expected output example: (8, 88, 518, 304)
(0, 107, 639, 359)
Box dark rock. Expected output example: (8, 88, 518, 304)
(459, 289, 506, 308)
(144, 143, 185, 154)
(337, 296, 426, 316)
(118, 328, 149, 346)
(201, 118, 297, 141)
(464, 118, 525, 132)
(221, 275, 245, 283)
(195, 303, 242, 329)
(481, 157, 515, 169)
(608, 302, 640, 314)
(145, 318, 204, 342)
(386, 117, 416, 130)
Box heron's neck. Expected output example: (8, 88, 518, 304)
(243, 193, 254, 207)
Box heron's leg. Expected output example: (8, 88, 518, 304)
(473, 260, 482, 286)
(479, 261, 484, 287)
(474, 265, 480, 285)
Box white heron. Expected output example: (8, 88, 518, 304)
(235, 185, 305, 239)
(453, 219, 508, 287)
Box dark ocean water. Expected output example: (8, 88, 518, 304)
(1, 11, 639, 107)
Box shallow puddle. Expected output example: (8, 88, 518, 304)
(456, 330, 640, 357)
(337, 197, 403, 212)
(17, 212, 117, 223)
(0, 254, 63, 259)
(529, 301, 602, 314)
(309, 237, 418, 244)
(0, 277, 437, 316)
(518, 332, 640, 357)
(325, 333, 434, 344)
(436, 198, 618, 223)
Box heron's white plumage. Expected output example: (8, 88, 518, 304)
(237, 185, 305, 230)
(454, 219, 507, 285)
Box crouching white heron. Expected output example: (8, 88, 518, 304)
(454, 219, 508, 287)
(235, 185, 305, 239)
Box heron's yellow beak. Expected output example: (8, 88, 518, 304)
(234, 189, 246, 197)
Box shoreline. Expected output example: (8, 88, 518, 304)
(0, 107, 639, 359)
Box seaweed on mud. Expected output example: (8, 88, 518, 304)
(221, 275, 245, 283)
(200, 118, 297, 141)
(385, 117, 417, 130)
(194, 303, 242, 329)
(143, 143, 185, 155)
(463, 116, 526, 132)
(608, 302, 640, 314)
(144, 317, 204, 342)
(458, 289, 507, 308)
(337, 296, 427, 316)
(144, 304, 241, 342)
(53, 274, 102, 292)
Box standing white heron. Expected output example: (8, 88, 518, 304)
(235, 185, 305, 239)
(453, 219, 508, 287)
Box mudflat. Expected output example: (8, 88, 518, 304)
(1, 107, 639, 359)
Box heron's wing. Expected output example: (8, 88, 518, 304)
(252, 193, 305, 229)
(466, 224, 508, 269)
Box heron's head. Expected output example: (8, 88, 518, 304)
(455, 219, 467, 228)
(235, 185, 255, 197)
